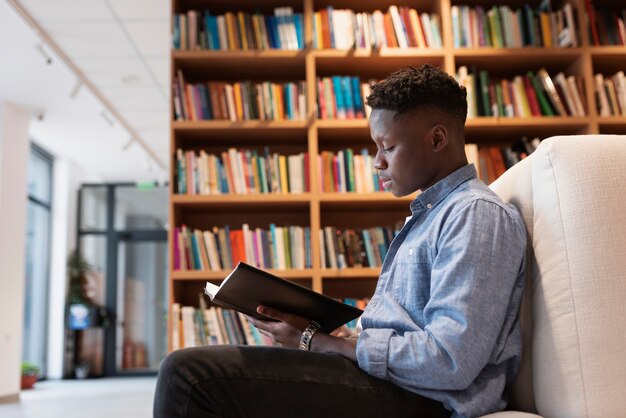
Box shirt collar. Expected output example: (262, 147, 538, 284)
(410, 164, 478, 213)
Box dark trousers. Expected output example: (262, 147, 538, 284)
(153, 345, 449, 418)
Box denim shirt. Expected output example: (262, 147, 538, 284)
(356, 164, 526, 418)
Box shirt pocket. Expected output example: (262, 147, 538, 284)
(391, 245, 433, 312)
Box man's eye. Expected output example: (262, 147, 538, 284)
(383, 146, 395, 152)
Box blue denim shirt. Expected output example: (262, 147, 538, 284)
(356, 164, 526, 418)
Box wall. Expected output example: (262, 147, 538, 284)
(0, 103, 30, 400)
(46, 155, 101, 379)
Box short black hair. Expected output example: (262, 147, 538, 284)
(365, 64, 467, 125)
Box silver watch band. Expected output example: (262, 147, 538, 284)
(298, 320, 321, 351)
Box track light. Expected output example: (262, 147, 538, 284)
(122, 138, 136, 151)
(35, 42, 53, 65)
(100, 111, 114, 127)
(69, 80, 82, 99)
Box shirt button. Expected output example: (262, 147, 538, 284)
(426, 204, 432, 209)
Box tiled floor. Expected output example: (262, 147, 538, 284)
(0, 377, 156, 418)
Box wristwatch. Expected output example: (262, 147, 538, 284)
(299, 320, 322, 351)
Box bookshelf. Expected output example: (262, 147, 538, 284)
(169, 0, 626, 349)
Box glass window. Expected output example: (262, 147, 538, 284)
(80, 186, 108, 231)
(22, 145, 53, 377)
(114, 185, 168, 230)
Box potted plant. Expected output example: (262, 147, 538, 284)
(21, 362, 39, 390)
(66, 251, 103, 329)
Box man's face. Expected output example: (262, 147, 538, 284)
(369, 108, 440, 197)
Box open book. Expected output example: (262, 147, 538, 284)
(204, 262, 363, 332)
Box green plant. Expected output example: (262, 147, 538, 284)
(21, 362, 39, 377)
(67, 250, 94, 305)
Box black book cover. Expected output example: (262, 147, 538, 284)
(204, 262, 363, 332)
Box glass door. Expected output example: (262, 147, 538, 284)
(114, 235, 167, 374)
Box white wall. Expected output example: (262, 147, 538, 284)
(0, 103, 30, 399)
(45, 154, 101, 379)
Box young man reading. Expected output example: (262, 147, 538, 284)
(154, 65, 527, 418)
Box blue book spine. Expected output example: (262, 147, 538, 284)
(198, 84, 210, 119)
(203, 11, 213, 50)
(173, 15, 180, 49)
(294, 13, 304, 49)
(190, 233, 201, 270)
(332, 76, 345, 118)
(304, 227, 311, 268)
(208, 15, 220, 49)
(270, 16, 281, 49)
(327, 6, 335, 48)
(284, 84, 293, 120)
(351, 77, 363, 118)
(341, 76, 354, 118)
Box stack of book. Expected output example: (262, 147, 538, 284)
(174, 224, 312, 271)
(451, 2, 578, 48)
(320, 225, 400, 269)
(172, 7, 304, 50)
(173, 70, 307, 121)
(586, 5, 626, 46)
(457, 66, 586, 118)
(316, 76, 370, 120)
(175, 148, 309, 195)
(318, 149, 381, 193)
(595, 71, 626, 116)
(312, 6, 442, 49)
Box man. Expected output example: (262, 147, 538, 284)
(154, 64, 527, 418)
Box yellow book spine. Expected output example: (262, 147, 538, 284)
(315, 12, 324, 49)
(225, 12, 238, 50)
(237, 12, 248, 50)
(251, 155, 260, 193)
(233, 83, 244, 121)
(540, 13, 552, 47)
(278, 155, 289, 194)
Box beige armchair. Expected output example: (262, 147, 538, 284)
(483, 135, 626, 418)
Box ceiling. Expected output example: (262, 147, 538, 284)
(0, 0, 170, 182)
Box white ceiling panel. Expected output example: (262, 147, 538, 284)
(145, 57, 170, 89)
(123, 20, 170, 57)
(108, 0, 170, 20)
(42, 21, 136, 57)
(19, 0, 114, 21)
(75, 57, 155, 88)
(101, 86, 166, 109)
(123, 110, 169, 130)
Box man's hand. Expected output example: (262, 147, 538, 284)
(248, 305, 310, 348)
(248, 305, 359, 361)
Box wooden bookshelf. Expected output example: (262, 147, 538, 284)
(169, 0, 626, 349)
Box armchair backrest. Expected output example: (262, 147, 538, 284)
(490, 135, 626, 417)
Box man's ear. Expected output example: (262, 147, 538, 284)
(431, 124, 448, 152)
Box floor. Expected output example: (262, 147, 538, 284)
(0, 377, 157, 418)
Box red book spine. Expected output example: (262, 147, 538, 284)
(522, 76, 542, 116)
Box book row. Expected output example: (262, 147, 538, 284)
(171, 296, 370, 349)
(171, 301, 274, 349)
(595, 71, 626, 117)
(173, 71, 307, 121)
(465, 137, 542, 185)
(456, 66, 587, 118)
(175, 148, 309, 195)
(312, 6, 442, 49)
(174, 224, 312, 271)
(452, 2, 578, 49)
(319, 225, 400, 269)
(318, 149, 382, 193)
(172, 8, 304, 51)
(316, 76, 371, 120)
(587, 6, 626, 46)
